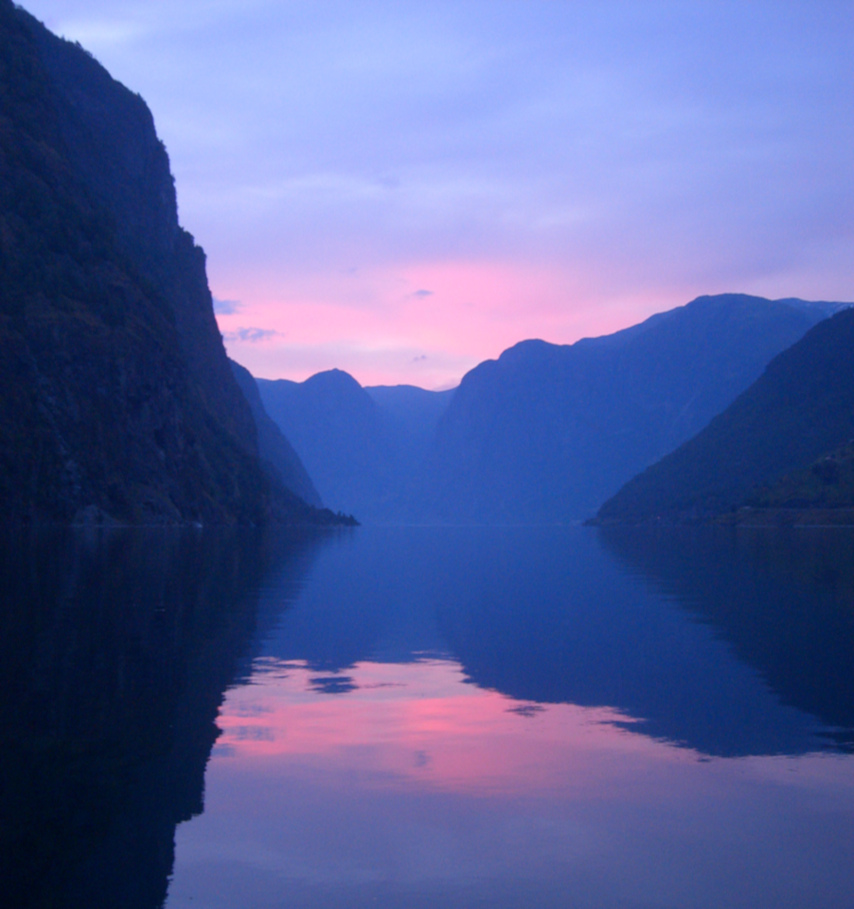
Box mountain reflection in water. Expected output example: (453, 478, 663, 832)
(599, 525, 854, 750)
(2, 526, 854, 908)
(0, 526, 325, 909)
(254, 526, 853, 756)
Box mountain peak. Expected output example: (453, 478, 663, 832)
(304, 369, 364, 393)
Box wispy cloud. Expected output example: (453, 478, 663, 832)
(49, 18, 149, 49)
(223, 327, 281, 344)
(411, 289, 433, 299)
(213, 297, 242, 315)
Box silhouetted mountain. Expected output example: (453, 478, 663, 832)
(597, 306, 854, 523)
(257, 370, 453, 521)
(0, 2, 336, 525)
(418, 294, 844, 523)
(365, 384, 455, 444)
(229, 359, 323, 508)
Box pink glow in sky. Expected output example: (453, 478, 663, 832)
(22, 0, 854, 388)
(212, 259, 671, 388)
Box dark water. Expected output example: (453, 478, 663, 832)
(2, 525, 854, 908)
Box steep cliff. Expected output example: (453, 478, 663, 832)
(0, 1, 330, 524)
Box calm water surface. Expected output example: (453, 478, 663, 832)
(3, 525, 854, 908)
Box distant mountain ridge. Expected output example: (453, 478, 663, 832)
(229, 361, 323, 509)
(596, 305, 854, 524)
(256, 371, 453, 521)
(365, 384, 456, 445)
(416, 294, 842, 523)
(251, 293, 845, 525)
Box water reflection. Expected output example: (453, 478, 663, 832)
(164, 526, 854, 909)
(4, 525, 854, 909)
(258, 526, 844, 756)
(599, 525, 854, 750)
(0, 526, 328, 909)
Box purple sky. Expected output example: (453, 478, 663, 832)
(24, 0, 854, 388)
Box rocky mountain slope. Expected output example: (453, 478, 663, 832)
(0, 1, 334, 525)
(743, 441, 854, 516)
(596, 306, 854, 523)
(417, 294, 842, 523)
(229, 360, 322, 509)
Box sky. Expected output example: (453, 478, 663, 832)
(23, 0, 854, 388)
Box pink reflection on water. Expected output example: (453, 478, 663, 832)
(214, 658, 681, 797)
(167, 656, 854, 909)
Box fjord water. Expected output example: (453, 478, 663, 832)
(3, 527, 854, 908)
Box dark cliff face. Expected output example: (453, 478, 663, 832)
(0, 2, 319, 524)
(25, 15, 255, 449)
